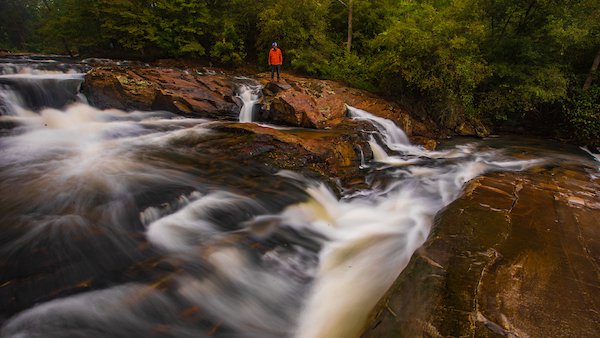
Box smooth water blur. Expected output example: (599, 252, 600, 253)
(2, 58, 593, 338)
(235, 81, 262, 123)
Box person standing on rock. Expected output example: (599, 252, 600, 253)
(268, 42, 283, 81)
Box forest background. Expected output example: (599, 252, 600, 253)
(1, 0, 599, 146)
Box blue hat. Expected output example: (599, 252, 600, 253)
(272, 42, 277, 47)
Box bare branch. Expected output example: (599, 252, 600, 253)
(336, 0, 348, 7)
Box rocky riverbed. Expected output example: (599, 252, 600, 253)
(362, 141, 600, 337)
(2, 57, 599, 337)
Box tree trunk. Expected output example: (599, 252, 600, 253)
(347, 0, 353, 53)
(583, 48, 600, 91)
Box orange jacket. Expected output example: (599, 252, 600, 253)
(268, 47, 283, 65)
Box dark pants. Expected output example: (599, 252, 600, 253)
(270, 65, 281, 79)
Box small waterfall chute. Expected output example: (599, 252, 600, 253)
(235, 81, 262, 123)
(0, 73, 86, 111)
(0, 58, 88, 112)
(347, 105, 411, 146)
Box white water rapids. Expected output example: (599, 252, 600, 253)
(0, 58, 546, 338)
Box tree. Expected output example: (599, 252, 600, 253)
(38, 0, 102, 56)
(583, 48, 600, 91)
(97, 0, 154, 53)
(204, 0, 260, 66)
(149, 0, 209, 57)
(328, 0, 396, 55)
(257, 0, 334, 74)
(370, 0, 489, 125)
(478, 0, 600, 123)
(0, 0, 43, 51)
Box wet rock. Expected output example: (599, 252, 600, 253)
(0, 94, 7, 116)
(455, 120, 491, 138)
(362, 164, 600, 337)
(262, 81, 292, 96)
(257, 78, 346, 129)
(83, 66, 452, 142)
(213, 122, 372, 188)
(84, 67, 238, 118)
(410, 136, 438, 151)
(83, 67, 157, 111)
(256, 74, 440, 141)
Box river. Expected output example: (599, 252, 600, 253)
(0, 56, 596, 338)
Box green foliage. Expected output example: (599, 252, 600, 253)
(6, 0, 600, 144)
(320, 52, 375, 91)
(565, 86, 600, 146)
(256, 0, 334, 74)
(476, 0, 598, 123)
(98, 0, 154, 53)
(209, 20, 247, 66)
(97, 0, 210, 57)
(206, 0, 261, 65)
(0, 0, 43, 51)
(38, 0, 102, 54)
(149, 0, 209, 57)
(369, 1, 490, 125)
(328, 0, 398, 54)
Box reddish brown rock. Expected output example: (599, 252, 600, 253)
(257, 77, 346, 128)
(456, 120, 491, 138)
(256, 74, 441, 141)
(84, 67, 238, 118)
(214, 121, 373, 187)
(83, 67, 445, 144)
(83, 67, 157, 111)
(362, 163, 600, 338)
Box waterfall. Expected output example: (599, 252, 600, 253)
(0, 58, 87, 111)
(236, 83, 262, 122)
(347, 105, 410, 146)
(1, 57, 550, 338)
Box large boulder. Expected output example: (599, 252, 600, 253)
(213, 121, 373, 188)
(257, 77, 346, 128)
(83, 67, 239, 118)
(362, 162, 600, 337)
(83, 67, 156, 111)
(256, 74, 440, 140)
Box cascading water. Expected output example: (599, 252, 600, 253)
(0, 57, 88, 112)
(235, 81, 262, 123)
(1, 57, 551, 338)
(347, 105, 411, 146)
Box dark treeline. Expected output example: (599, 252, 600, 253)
(1, 0, 599, 145)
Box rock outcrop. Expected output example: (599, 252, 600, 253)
(82, 66, 447, 177)
(213, 122, 372, 188)
(83, 67, 239, 118)
(255, 74, 439, 140)
(83, 66, 443, 142)
(362, 161, 600, 337)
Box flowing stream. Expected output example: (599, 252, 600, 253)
(0, 56, 568, 338)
